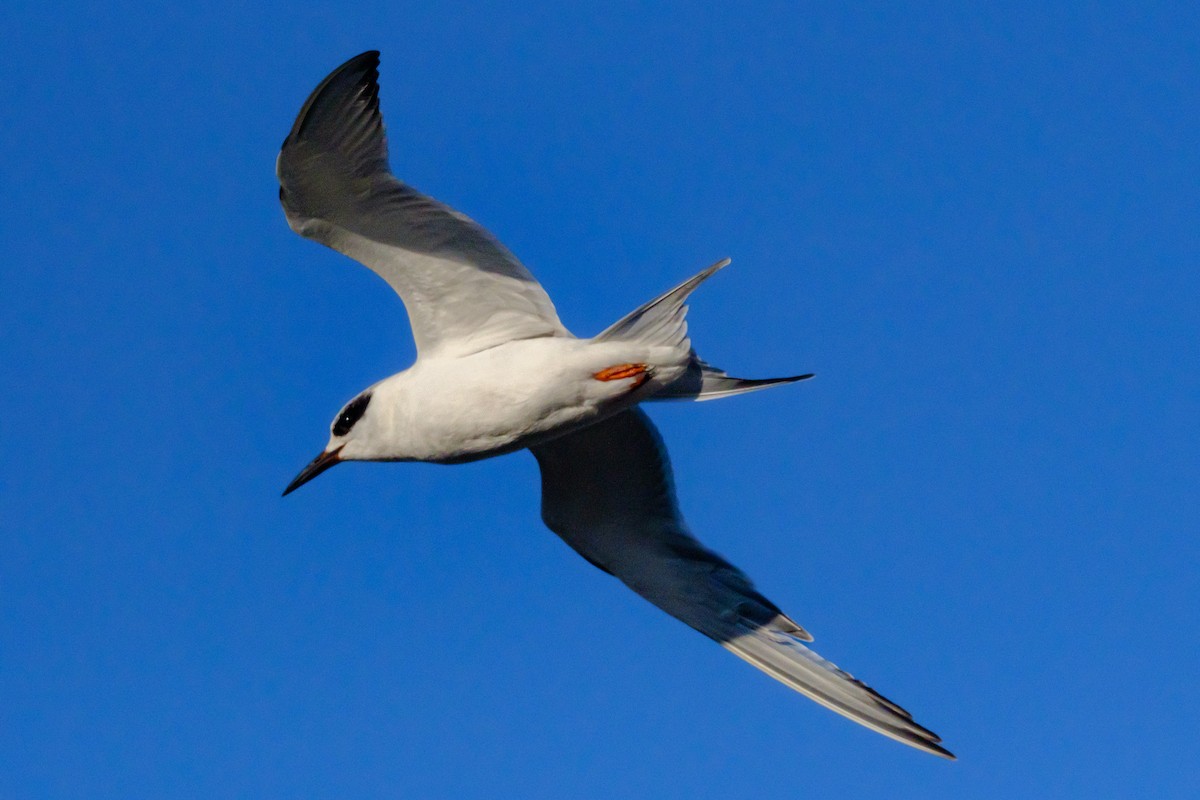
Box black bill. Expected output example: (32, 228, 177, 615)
(282, 447, 343, 496)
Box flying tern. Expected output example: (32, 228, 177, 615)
(278, 51, 952, 759)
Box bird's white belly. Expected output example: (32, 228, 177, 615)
(397, 337, 680, 463)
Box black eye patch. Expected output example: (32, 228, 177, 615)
(332, 393, 371, 436)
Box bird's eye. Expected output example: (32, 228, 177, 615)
(332, 393, 371, 436)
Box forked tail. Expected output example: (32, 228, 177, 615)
(595, 258, 813, 401)
(655, 359, 813, 401)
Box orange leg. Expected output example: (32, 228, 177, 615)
(593, 363, 650, 388)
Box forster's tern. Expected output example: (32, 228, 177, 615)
(278, 51, 952, 759)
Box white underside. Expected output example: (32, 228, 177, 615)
(347, 335, 689, 463)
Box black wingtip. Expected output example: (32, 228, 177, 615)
(337, 50, 381, 74)
(286, 50, 382, 144)
(330, 49, 381, 76)
(928, 742, 957, 761)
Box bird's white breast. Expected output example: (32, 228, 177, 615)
(378, 336, 678, 463)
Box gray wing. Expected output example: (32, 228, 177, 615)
(531, 409, 954, 759)
(277, 51, 568, 359)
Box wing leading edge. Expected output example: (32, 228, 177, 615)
(531, 409, 954, 759)
(278, 51, 567, 358)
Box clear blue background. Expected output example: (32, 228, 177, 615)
(2, 2, 1197, 797)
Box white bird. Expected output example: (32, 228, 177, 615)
(278, 51, 953, 760)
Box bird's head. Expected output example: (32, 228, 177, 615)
(282, 388, 385, 495)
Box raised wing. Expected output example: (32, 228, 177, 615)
(531, 409, 954, 759)
(278, 51, 568, 359)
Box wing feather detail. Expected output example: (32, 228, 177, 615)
(278, 51, 567, 358)
(531, 409, 953, 759)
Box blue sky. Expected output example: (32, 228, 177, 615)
(2, 2, 1197, 797)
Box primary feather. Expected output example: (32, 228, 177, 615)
(277, 51, 567, 358)
(532, 409, 953, 759)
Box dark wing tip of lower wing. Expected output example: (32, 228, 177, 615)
(919, 739, 957, 760)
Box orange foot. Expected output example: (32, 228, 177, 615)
(593, 363, 650, 388)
